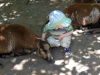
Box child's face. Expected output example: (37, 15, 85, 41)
(55, 25, 64, 30)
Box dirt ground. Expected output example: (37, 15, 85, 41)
(0, 0, 100, 75)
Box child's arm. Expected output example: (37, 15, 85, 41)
(41, 24, 48, 41)
(42, 32, 47, 41)
(58, 30, 73, 40)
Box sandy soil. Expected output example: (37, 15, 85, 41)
(0, 0, 100, 75)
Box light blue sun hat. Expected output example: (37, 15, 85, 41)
(47, 10, 72, 28)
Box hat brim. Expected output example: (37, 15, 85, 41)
(61, 18, 72, 27)
(47, 18, 72, 28)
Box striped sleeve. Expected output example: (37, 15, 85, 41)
(42, 25, 47, 33)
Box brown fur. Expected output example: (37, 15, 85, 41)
(0, 24, 53, 62)
(0, 24, 39, 54)
(73, 0, 97, 3)
(63, 3, 100, 29)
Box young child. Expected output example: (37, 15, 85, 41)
(41, 10, 73, 55)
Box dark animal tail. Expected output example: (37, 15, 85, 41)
(0, 63, 4, 69)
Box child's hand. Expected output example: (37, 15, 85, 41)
(41, 38, 45, 41)
(58, 34, 64, 40)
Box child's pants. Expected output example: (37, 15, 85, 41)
(47, 36, 71, 48)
